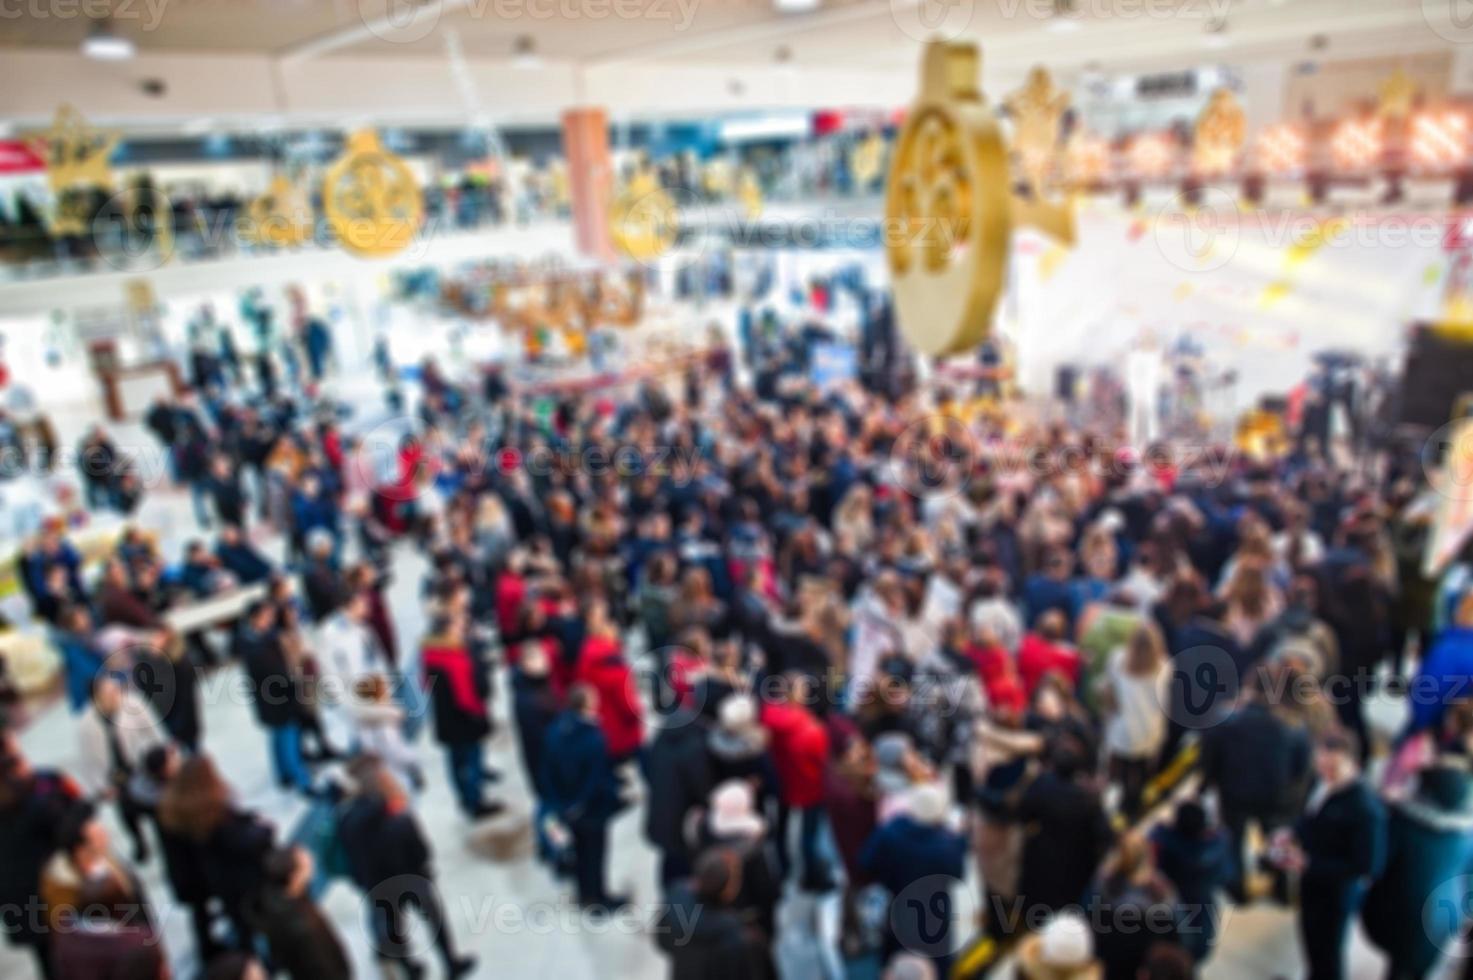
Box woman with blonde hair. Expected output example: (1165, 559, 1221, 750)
(1099, 622, 1170, 820)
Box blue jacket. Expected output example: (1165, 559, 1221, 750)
(216, 542, 273, 585)
(1408, 627, 1473, 733)
(54, 630, 107, 712)
(1362, 766, 1473, 978)
(1149, 823, 1234, 960)
(539, 712, 621, 824)
(1022, 575, 1073, 629)
(860, 814, 968, 964)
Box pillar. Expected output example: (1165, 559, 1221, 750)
(561, 107, 614, 261)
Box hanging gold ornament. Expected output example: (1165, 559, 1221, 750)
(885, 41, 1075, 357)
(609, 168, 679, 262)
(1378, 69, 1417, 120)
(1193, 88, 1246, 175)
(321, 130, 422, 258)
(246, 174, 314, 247)
(29, 105, 119, 236)
(737, 168, 763, 219)
(850, 132, 887, 189)
(1005, 66, 1069, 195)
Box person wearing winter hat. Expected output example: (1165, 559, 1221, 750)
(1016, 911, 1103, 980)
(692, 779, 782, 958)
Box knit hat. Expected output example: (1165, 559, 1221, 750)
(1017, 912, 1100, 980)
(709, 779, 765, 839)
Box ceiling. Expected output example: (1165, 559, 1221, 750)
(0, 0, 1456, 73)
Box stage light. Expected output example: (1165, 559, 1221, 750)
(1331, 117, 1384, 170)
(1129, 133, 1176, 178)
(1410, 110, 1469, 170)
(1255, 124, 1306, 174)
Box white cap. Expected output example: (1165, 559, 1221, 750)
(907, 782, 949, 826)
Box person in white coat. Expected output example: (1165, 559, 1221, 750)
(76, 674, 168, 862)
(314, 589, 390, 754)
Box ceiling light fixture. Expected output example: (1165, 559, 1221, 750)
(513, 35, 541, 70)
(82, 18, 136, 61)
(774, 0, 820, 13)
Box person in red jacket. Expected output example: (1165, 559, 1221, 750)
(574, 598, 644, 766)
(1016, 609, 1082, 698)
(760, 672, 835, 892)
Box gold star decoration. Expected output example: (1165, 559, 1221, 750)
(28, 105, 119, 235)
(1378, 69, 1418, 120)
(1194, 88, 1246, 175)
(1005, 65, 1070, 194)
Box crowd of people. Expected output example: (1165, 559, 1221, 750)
(2, 308, 1473, 980)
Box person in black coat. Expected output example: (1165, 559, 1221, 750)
(206, 455, 249, 529)
(1277, 727, 1386, 980)
(249, 846, 351, 980)
(1198, 667, 1313, 896)
(215, 524, 272, 585)
(157, 755, 275, 955)
(133, 744, 220, 965)
(644, 703, 716, 888)
(541, 686, 628, 911)
(236, 601, 310, 793)
(1015, 736, 1116, 921)
(511, 644, 561, 799)
(421, 616, 501, 819)
(337, 763, 477, 979)
(654, 849, 766, 980)
(0, 735, 84, 979)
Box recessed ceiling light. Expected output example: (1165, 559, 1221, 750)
(774, 0, 820, 12)
(1045, 18, 1082, 33)
(82, 19, 136, 61)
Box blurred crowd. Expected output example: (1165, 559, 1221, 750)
(2, 306, 1473, 980)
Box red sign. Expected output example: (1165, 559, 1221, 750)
(0, 140, 44, 175)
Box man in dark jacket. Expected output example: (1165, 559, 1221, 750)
(250, 846, 351, 980)
(1015, 736, 1116, 921)
(1199, 668, 1313, 896)
(215, 523, 272, 585)
(541, 685, 627, 912)
(643, 702, 715, 887)
(206, 455, 249, 529)
(510, 645, 561, 799)
(860, 782, 968, 975)
(1282, 728, 1386, 980)
(237, 600, 309, 792)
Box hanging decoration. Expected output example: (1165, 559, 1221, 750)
(609, 168, 679, 262)
(850, 132, 887, 190)
(1006, 66, 1070, 195)
(245, 174, 315, 248)
(884, 41, 1074, 357)
(1193, 88, 1246, 176)
(737, 168, 764, 220)
(1378, 69, 1418, 120)
(321, 130, 423, 258)
(29, 105, 119, 236)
